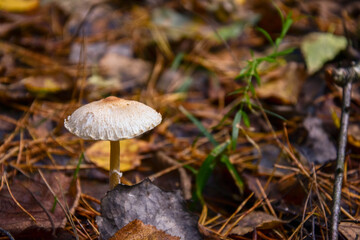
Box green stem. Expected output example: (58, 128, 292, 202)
(110, 140, 121, 189)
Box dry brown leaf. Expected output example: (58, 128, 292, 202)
(85, 139, 149, 172)
(256, 62, 307, 104)
(339, 221, 360, 240)
(110, 219, 180, 240)
(0, 171, 80, 237)
(226, 211, 284, 236)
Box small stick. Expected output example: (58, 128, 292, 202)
(327, 63, 360, 240)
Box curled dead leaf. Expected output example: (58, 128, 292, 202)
(224, 211, 285, 236)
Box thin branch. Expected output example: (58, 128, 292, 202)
(328, 63, 358, 240)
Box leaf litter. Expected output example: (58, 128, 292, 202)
(0, 0, 359, 239)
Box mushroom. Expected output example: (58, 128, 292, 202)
(64, 96, 162, 189)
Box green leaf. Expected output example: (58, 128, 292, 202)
(301, 32, 347, 74)
(242, 111, 250, 128)
(258, 56, 277, 63)
(72, 153, 83, 182)
(279, 12, 293, 40)
(171, 52, 185, 70)
(249, 84, 256, 96)
(215, 21, 246, 41)
(220, 155, 244, 194)
(232, 109, 243, 150)
(184, 164, 198, 175)
(196, 141, 230, 203)
(228, 87, 246, 96)
(256, 27, 274, 46)
(236, 68, 251, 80)
(253, 70, 261, 85)
(179, 105, 218, 146)
(268, 47, 295, 58)
(274, 3, 285, 24)
(251, 103, 287, 121)
(51, 196, 58, 213)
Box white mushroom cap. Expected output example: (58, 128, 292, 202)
(64, 96, 162, 141)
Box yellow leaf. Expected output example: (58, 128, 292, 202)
(85, 139, 149, 172)
(0, 0, 39, 12)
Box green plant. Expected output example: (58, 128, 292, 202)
(182, 8, 294, 204)
(231, 9, 294, 150)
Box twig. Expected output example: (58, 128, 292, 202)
(0, 226, 15, 240)
(327, 63, 359, 240)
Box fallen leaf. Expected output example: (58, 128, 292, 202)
(151, 7, 202, 41)
(256, 144, 292, 176)
(339, 221, 360, 240)
(0, 0, 39, 12)
(0, 81, 32, 102)
(299, 116, 337, 163)
(110, 219, 180, 240)
(85, 139, 149, 172)
(96, 179, 202, 240)
(301, 32, 347, 74)
(225, 211, 284, 236)
(256, 62, 307, 104)
(348, 124, 360, 148)
(99, 53, 151, 87)
(0, 171, 80, 238)
(22, 74, 72, 98)
(85, 67, 122, 100)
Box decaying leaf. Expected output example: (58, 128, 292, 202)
(99, 53, 151, 87)
(256, 62, 307, 104)
(0, 171, 80, 238)
(300, 116, 337, 163)
(97, 179, 201, 240)
(225, 211, 284, 236)
(256, 144, 292, 176)
(85, 139, 149, 172)
(339, 221, 360, 240)
(0, 81, 32, 102)
(22, 74, 72, 98)
(110, 219, 180, 240)
(301, 32, 347, 74)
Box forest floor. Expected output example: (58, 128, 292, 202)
(0, 0, 360, 239)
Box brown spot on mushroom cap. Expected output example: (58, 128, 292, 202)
(102, 96, 120, 103)
(64, 97, 162, 141)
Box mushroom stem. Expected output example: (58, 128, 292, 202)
(110, 140, 121, 189)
